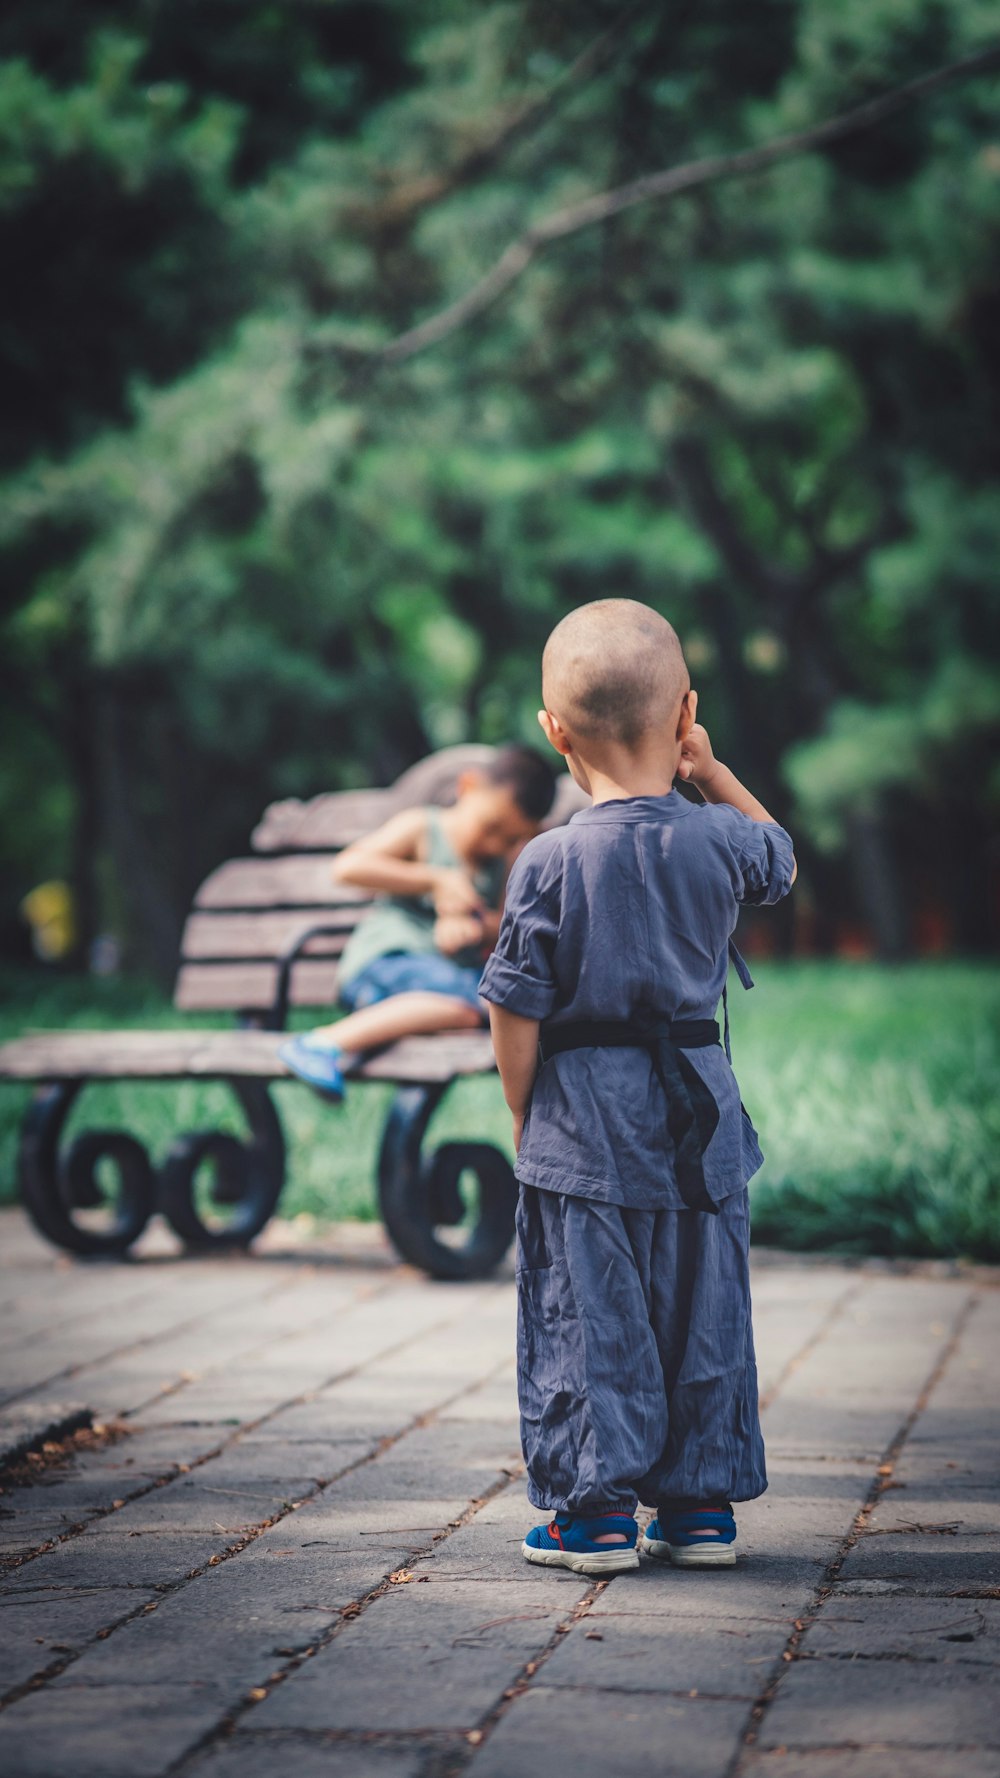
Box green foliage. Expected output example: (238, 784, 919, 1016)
(1, 1, 999, 968)
(1, 963, 997, 1259)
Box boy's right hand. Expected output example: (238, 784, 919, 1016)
(678, 699, 720, 790)
(432, 867, 484, 916)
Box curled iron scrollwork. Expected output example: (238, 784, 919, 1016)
(20, 1084, 157, 1257)
(19, 1078, 285, 1257)
(377, 1083, 516, 1280)
(158, 1080, 285, 1249)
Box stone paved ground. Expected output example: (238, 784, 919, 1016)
(0, 1207, 998, 1778)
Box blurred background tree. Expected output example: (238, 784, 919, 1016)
(2, 0, 998, 977)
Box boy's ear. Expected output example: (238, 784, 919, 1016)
(677, 688, 697, 741)
(537, 709, 572, 757)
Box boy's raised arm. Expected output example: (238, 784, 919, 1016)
(331, 808, 483, 910)
(679, 702, 797, 884)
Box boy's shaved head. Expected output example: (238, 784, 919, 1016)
(542, 600, 688, 747)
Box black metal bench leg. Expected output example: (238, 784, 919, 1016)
(377, 1082, 517, 1281)
(158, 1080, 286, 1250)
(18, 1078, 286, 1259)
(20, 1082, 158, 1258)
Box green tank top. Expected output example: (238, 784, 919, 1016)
(336, 807, 505, 990)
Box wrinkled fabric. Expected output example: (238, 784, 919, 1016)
(516, 1184, 767, 1514)
(479, 792, 795, 1210)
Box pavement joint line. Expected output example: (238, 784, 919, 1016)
(163, 1356, 524, 1777)
(0, 1286, 159, 1361)
(390, 1256, 873, 1773)
(0, 1281, 503, 1579)
(735, 1743, 994, 1756)
(0, 1270, 421, 1575)
(795, 1649, 989, 1664)
(0, 1264, 331, 1413)
(429, 1575, 611, 1778)
(111, 1267, 412, 1420)
(0, 1330, 516, 1717)
(725, 1285, 982, 1778)
(758, 1276, 867, 1413)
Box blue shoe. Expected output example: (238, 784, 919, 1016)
(641, 1502, 737, 1568)
(278, 1035, 346, 1101)
(522, 1511, 639, 1576)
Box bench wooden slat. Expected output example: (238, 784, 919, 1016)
(251, 750, 588, 852)
(251, 746, 497, 852)
(0, 1029, 496, 1085)
(194, 857, 366, 910)
(180, 910, 360, 961)
(174, 960, 343, 1013)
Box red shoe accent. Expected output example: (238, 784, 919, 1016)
(547, 1521, 564, 1549)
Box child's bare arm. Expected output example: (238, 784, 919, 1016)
(331, 808, 483, 911)
(488, 1004, 540, 1153)
(679, 700, 797, 883)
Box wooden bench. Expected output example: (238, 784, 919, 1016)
(0, 747, 584, 1279)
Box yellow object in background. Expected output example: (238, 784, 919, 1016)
(20, 880, 76, 962)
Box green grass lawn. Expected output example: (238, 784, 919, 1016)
(1, 961, 998, 1260)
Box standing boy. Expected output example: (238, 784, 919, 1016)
(479, 600, 796, 1575)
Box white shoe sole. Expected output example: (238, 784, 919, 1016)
(522, 1542, 640, 1576)
(641, 1535, 736, 1568)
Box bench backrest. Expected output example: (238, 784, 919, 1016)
(174, 746, 585, 1019)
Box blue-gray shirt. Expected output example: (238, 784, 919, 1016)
(479, 792, 795, 1211)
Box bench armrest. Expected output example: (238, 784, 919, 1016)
(270, 923, 349, 1031)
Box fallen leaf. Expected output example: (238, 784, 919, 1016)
(877, 1464, 893, 1476)
(112, 1499, 125, 1510)
(585, 1631, 603, 1641)
(467, 1731, 483, 1746)
(248, 1688, 267, 1702)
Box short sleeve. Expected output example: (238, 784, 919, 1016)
(734, 819, 796, 907)
(478, 845, 560, 1020)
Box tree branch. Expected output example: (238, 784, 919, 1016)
(368, 4, 648, 232)
(374, 40, 1000, 365)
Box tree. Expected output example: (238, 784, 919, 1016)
(2, 0, 998, 971)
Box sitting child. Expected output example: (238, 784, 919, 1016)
(279, 745, 556, 1098)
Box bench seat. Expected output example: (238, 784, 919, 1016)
(0, 745, 566, 1273)
(0, 1028, 496, 1086)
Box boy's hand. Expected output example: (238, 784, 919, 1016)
(678, 708, 720, 790)
(433, 912, 484, 956)
(432, 867, 484, 916)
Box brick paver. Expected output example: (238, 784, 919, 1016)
(0, 1208, 996, 1777)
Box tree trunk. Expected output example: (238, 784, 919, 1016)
(97, 682, 182, 984)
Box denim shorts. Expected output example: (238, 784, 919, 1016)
(339, 952, 487, 1020)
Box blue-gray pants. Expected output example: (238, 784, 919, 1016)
(515, 1184, 767, 1515)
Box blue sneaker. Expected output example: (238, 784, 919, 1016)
(523, 1511, 639, 1576)
(641, 1502, 737, 1568)
(278, 1035, 346, 1101)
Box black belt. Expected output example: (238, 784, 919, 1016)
(538, 1016, 723, 1216)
